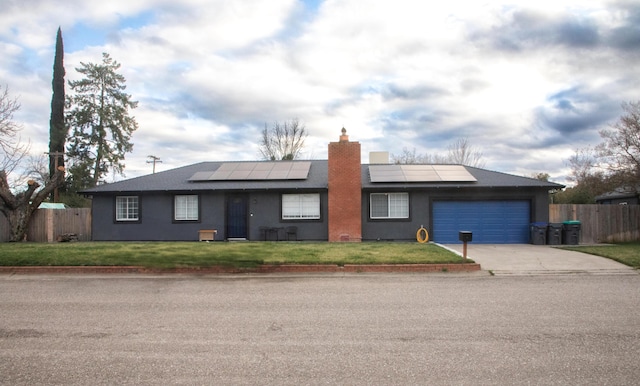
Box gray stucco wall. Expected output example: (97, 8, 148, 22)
(91, 191, 328, 241)
(246, 191, 328, 241)
(91, 187, 549, 242)
(361, 190, 431, 241)
(91, 192, 226, 241)
(361, 187, 551, 242)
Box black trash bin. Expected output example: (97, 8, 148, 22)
(530, 222, 548, 245)
(562, 221, 581, 245)
(547, 223, 563, 245)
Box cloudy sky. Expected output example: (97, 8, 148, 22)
(1, 0, 639, 185)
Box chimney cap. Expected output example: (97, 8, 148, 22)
(340, 127, 349, 142)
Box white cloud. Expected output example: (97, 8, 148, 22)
(1, 0, 639, 187)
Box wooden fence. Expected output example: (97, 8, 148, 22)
(0, 208, 91, 242)
(549, 204, 640, 244)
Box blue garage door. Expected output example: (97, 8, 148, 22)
(433, 201, 530, 244)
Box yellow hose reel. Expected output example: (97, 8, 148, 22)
(416, 226, 429, 243)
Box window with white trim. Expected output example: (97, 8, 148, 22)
(116, 196, 139, 221)
(370, 193, 409, 219)
(282, 193, 320, 220)
(174, 195, 199, 221)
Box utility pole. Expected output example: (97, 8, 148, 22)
(147, 155, 162, 174)
(46, 151, 65, 202)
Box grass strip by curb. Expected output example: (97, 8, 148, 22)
(0, 241, 471, 269)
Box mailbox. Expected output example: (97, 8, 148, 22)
(459, 231, 472, 242)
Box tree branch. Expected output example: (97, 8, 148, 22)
(0, 169, 17, 209)
(30, 166, 66, 210)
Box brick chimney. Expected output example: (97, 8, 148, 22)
(328, 128, 362, 242)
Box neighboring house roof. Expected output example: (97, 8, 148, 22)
(595, 187, 640, 202)
(82, 160, 563, 194)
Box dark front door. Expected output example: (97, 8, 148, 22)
(226, 195, 248, 239)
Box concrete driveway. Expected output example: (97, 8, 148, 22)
(443, 244, 638, 276)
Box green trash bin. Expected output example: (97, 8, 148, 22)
(562, 221, 581, 245)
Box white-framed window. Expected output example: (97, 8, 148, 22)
(370, 193, 409, 219)
(174, 195, 199, 221)
(282, 193, 320, 220)
(116, 196, 139, 221)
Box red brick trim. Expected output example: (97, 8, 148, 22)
(0, 263, 481, 275)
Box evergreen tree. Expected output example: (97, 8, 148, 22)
(48, 27, 65, 198)
(66, 53, 138, 187)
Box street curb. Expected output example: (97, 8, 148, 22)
(0, 263, 481, 275)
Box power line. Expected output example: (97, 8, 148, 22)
(146, 155, 162, 173)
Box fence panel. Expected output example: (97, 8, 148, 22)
(27, 210, 49, 242)
(52, 208, 92, 241)
(0, 208, 91, 242)
(549, 204, 640, 243)
(0, 214, 9, 241)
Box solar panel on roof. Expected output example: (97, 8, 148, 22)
(214, 171, 232, 179)
(436, 170, 477, 182)
(253, 163, 272, 171)
(229, 170, 251, 179)
(217, 163, 237, 171)
(188, 171, 216, 181)
(273, 163, 291, 171)
(287, 169, 309, 179)
(369, 165, 476, 182)
(267, 171, 290, 179)
(248, 170, 270, 179)
(236, 162, 256, 171)
(188, 161, 311, 181)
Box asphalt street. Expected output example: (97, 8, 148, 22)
(1, 273, 639, 385)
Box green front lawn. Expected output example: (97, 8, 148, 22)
(561, 242, 640, 269)
(0, 241, 466, 269)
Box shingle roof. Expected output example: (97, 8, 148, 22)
(595, 186, 640, 201)
(82, 161, 563, 194)
(82, 161, 328, 194)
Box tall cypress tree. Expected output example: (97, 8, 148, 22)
(48, 27, 65, 185)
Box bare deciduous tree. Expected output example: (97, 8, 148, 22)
(567, 146, 599, 185)
(259, 119, 307, 160)
(391, 138, 485, 167)
(445, 138, 486, 168)
(0, 86, 29, 177)
(0, 86, 22, 152)
(0, 86, 66, 241)
(597, 101, 640, 189)
(563, 146, 615, 203)
(391, 147, 438, 164)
